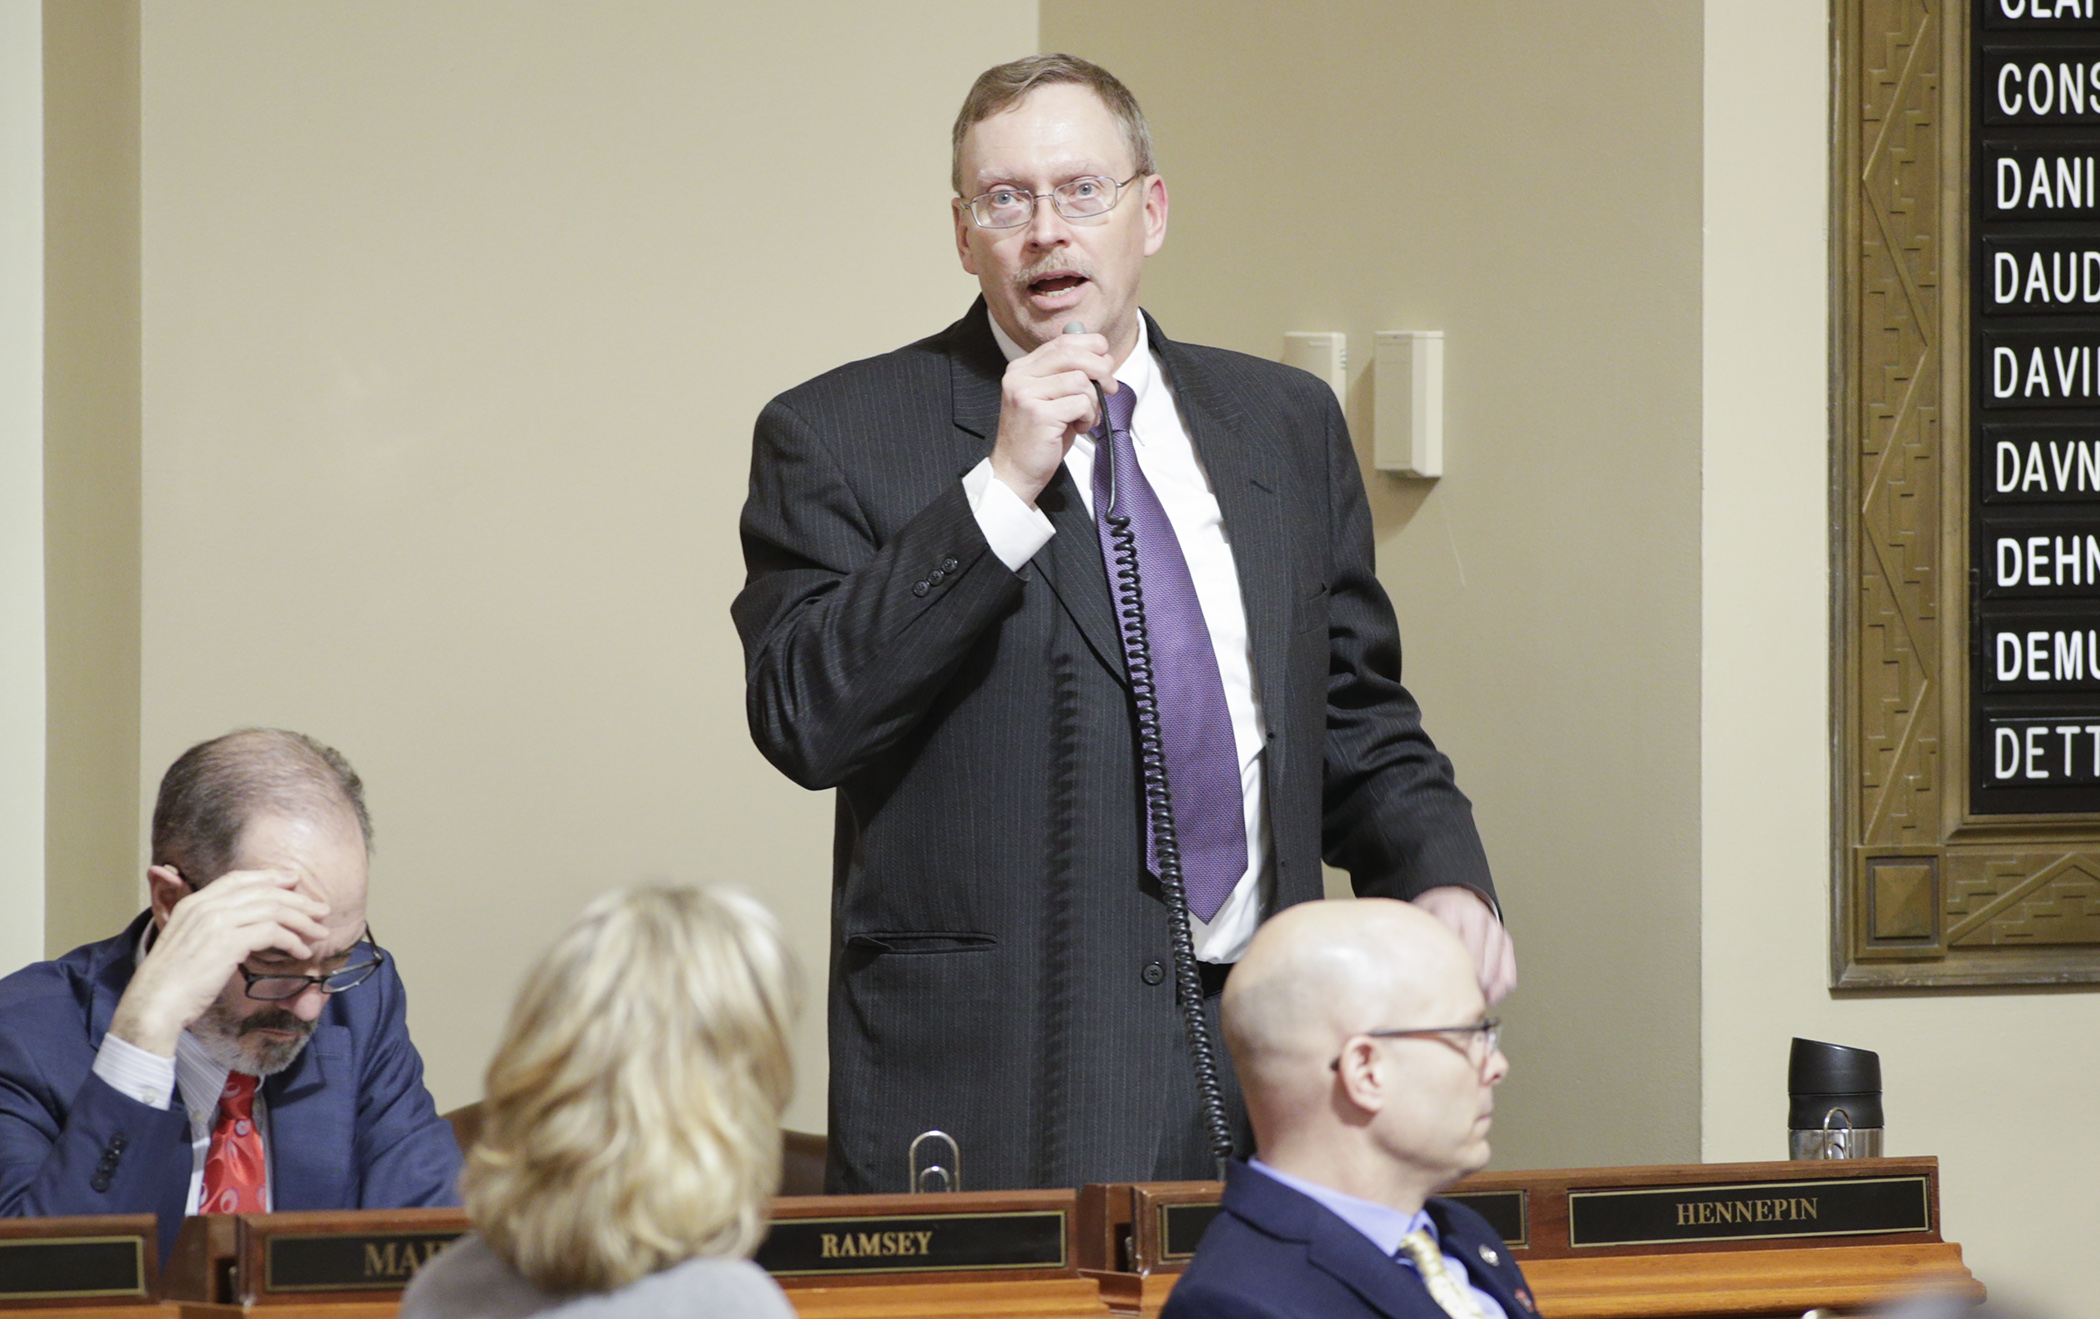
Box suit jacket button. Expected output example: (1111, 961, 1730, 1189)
(108, 1134, 127, 1152)
(1141, 960, 1166, 986)
(90, 1172, 112, 1192)
(928, 568, 946, 584)
(912, 581, 930, 598)
(1478, 1243, 1499, 1266)
(940, 557, 959, 572)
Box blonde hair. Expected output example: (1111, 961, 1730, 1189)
(462, 884, 800, 1295)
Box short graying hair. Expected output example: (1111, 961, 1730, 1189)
(950, 53, 1156, 195)
(150, 728, 371, 884)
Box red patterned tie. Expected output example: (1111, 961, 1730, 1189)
(201, 1073, 266, 1214)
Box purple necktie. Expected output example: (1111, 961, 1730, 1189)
(1092, 383, 1248, 923)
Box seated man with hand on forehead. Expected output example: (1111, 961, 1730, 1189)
(0, 729, 462, 1259)
(1163, 900, 1535, 1319)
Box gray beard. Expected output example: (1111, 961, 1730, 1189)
(192, 1000, 315, 1077)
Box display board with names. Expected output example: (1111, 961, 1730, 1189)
(1974, 0, 2100, 812)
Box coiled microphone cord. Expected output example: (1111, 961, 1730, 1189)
(1068, 321, 1234, 1178)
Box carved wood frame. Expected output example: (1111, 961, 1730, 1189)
(1833, 0, 2100, 986)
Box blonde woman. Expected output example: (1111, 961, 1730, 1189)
(401, 885, 799, 1319)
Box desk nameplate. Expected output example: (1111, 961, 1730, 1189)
(1447, 1189, 1529, 1249)
(1155, 1203, 1213, 1263)
(259, 1230, 464, 1294)
(757, 1209, 1068, 1278)
(1566, 1175, 1932, 1249)
(0, 1235, 148, 1303)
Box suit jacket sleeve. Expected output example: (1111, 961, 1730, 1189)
(1313, 384, 1495, 905)
(733, 391, 1024, 789)
(349, 960, 463, 1207)
(0, 1058, 190, 1222)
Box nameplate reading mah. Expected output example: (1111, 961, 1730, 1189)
(262, 1231, 464, 1293)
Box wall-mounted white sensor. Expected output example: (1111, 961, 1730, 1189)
(1281, 332, 1347, 407)
(1374, 330, 1443, 479)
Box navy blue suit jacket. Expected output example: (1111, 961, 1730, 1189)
(1161, 1163, 1537, 1319)
(0, 912, 463, 1259)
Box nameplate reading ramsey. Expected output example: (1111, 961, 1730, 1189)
(0, 1236, 147, 1301)
(756, 1210, 1066, 1277)
(262, 1230, 464, 1293)
(1566, 1176, 1931, 1248)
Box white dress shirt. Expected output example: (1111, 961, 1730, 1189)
(90, 927, 275, 1213)
(963, 313, 1272, 963)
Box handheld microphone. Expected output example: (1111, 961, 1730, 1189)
(1063, 320, 1111, 438)
(1064, 320, 1115, 511)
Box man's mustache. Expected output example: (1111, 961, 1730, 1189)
(1015, 255, 1095, 288)
(239, 1008, 314, 1038)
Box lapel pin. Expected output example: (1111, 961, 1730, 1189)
(1477, 1244, 1499, 1267)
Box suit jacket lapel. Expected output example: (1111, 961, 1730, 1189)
(949, 300, 1128, 683)
(1223, 1166, 1435, 1319)
(263, 1024, 353, 1209)
(1304, 1221, 1444, 1319)
(1150, 318, 1294, 758)
(1035, 467, 1128, 682)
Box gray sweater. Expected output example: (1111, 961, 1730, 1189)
(400, 1234, 795, 1319)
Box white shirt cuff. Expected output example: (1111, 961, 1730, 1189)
(93, 1033, 177, 1110)
(962, 459, 1055, 571)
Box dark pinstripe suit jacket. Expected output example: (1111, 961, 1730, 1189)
(733, 300, 1491, 1193)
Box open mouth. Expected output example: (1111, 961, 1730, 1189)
(1025, 270, 1091, 303)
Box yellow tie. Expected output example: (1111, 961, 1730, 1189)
(1396, 1229, 1487, 1319)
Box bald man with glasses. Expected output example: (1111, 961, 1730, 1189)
(0, 729, 462, 1260)
(1162, 899, 1535, 1319)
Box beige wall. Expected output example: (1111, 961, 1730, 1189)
(1041, 1, 1707, 1171)
(23, 3, 2093, 1307)
(4, 0, 46, 974)
(137, 0, 1035, 1133)
(1702, 2, 2098, 1313)
(43, 0, 142, 958)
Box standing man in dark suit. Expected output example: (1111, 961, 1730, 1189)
(0, 729, 463, 1259)
(734, 54, 1514, 1194)
(1163, 899, 1533, 1319)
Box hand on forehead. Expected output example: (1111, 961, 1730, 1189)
(232, 810, 370, 950)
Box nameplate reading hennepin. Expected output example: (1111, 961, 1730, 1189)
(1566, 1176, 1930, 1248)
(262, 1231, 464, 1292)
(0, 1236, 147, 1301)
(756, 1210, 1066, 1277)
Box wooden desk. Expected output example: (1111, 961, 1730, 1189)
(4, 1160, 1988, 1319)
